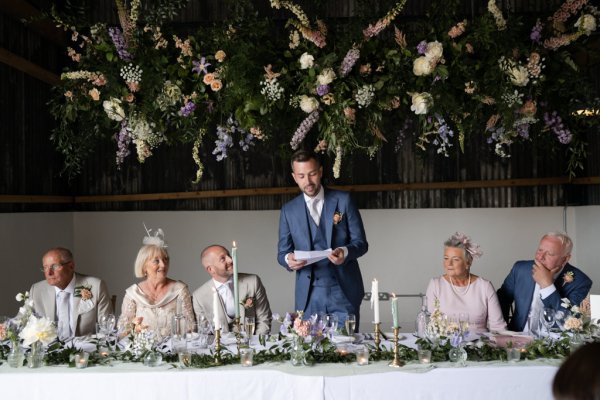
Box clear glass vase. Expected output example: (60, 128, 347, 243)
(290, 336, 306, 366)
(27, 341, 44, 368)
(415, 296, 430, 338)
(7, 344, 25, 368)
(448, 343, 467, 365)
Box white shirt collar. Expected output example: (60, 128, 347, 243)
(54, 275, 76, 295)
(213, 278, 232, 290)
(303, 186, 324, 204)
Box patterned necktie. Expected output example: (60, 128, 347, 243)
(309, 198, 320, 226)
(57, 291, 71, 340)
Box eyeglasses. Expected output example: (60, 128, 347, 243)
(40, 262, 69, 273)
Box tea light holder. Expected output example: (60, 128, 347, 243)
(356, 347, 369, 366)
(75, 352, 89, 369)
(418, 349, 432, 364)
(98, 347, 110, 358)
(506, 347, 521, 362)
(240, 347, 254, 367)
(178, 351, 192, 368)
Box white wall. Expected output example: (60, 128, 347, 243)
(2, 207, 597, 332)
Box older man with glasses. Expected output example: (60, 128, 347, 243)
(30, 247, 113, 340)
(497, 232, 592, 334)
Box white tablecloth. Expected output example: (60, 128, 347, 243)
(0, 358, 558, 400)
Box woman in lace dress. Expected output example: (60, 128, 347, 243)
(425, 232, 507, 333)
(117, 232, 194, 337)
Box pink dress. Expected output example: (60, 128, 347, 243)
(426, 276, 507, 333)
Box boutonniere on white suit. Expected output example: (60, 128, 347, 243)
(241, 297, 254, 310)
(333, 211, 343, 225)
(75, 284, 95, 313)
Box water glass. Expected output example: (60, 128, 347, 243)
(75, 352, 89, 369)
(418, 349, 432, 364)
(540, 308, 556, 336)
(356, 346, 369, 366)
(325, 314, 339, 339)
(506, 348, 521, 362)
(178, 351, 192, 368)
(240, 347, 254, 367)
(345, 314, 356, 335)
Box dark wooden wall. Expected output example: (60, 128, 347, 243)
(1, 0, 599, 212)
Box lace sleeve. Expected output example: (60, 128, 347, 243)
(180, 285, 196, 326)
(117, 293, 137, 334)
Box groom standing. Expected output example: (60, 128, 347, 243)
(497, 232, 592, 333)
(277, 150, 368, 330)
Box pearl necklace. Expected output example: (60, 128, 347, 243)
(449, 273, 471, 296)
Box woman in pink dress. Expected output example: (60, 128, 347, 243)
(426, 232, 507, 333)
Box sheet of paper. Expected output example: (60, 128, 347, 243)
(294, 249, 332, 266)
(591, 294, 600, 321)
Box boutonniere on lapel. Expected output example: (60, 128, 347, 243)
(562, 271, 575, 286)
(75, 285, 93, 300)
(241, 297, 254, 309)
(75, 284, 94, 313)
(333, 211, 343, 225)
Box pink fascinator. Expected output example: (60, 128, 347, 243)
(452, 232, 483, 259)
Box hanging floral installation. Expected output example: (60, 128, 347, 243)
(48, 0, 599, 180)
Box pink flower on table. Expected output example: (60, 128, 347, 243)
(293, 318, 311, 337)
(564, 316, 582, 331)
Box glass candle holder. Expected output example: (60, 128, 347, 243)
(178, 351, 192, 368)
(418, 349, 432, 364)
(240, 347, 254, 367)
(75, 352, 89, 369)
(356, 347, 369, 366)
(506, 347, 521, 362)
(98, 346, 110, 357)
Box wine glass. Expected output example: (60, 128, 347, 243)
(324, 314, 339, 339)
(541, 308, 556, 336)
(345, 314, 356, 335)
(244, 316, 256, 336)
(458, 313, 470, 339)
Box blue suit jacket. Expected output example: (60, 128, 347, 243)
(497, 261, 592, 331)
(277, 188, 368, 312)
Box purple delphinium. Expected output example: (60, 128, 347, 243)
(339, 48, 360, 77)
(516, 123, 530, 139)
(212, 125, 233, 161)
(544, 111, 572, 144)
(179, 101, 196, 117)
(486, 126, 505, 144)
(115, 120, 131, 167)
(530, 19, 543, 44)
(192, 57, 211, 75)
(290, 111, 320, 150)
(416, 40, 428, 55)
(239, 132, 254, 151)
(394, 119, 412, 153)
(108, 27, 132, 61)
(316, 84, 330, 96)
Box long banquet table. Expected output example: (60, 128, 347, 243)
(1, 335, 560, 400)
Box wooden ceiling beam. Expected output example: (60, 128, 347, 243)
(0, 0, 66, 46)
(0, 47, 60, 85)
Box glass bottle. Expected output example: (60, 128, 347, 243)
(416, 295, 430, 338)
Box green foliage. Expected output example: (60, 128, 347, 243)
(47, 0, 600, 179)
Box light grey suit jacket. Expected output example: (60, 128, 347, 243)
(29, 272, 113, 337)
(192, 273, 272, 335)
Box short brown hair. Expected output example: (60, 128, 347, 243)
(290, 150, 321, 170)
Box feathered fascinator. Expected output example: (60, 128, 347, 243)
(142, 223, 168, 248)
(452, 232, 483, 259)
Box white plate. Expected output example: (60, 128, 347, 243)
(331, 335, 354, 344)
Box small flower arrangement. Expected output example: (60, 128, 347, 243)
(74, 285, 93, 301)
(241, 297, 254, 310)
(18, 315, 57, 347)
(425, 298, 448, 340)
(560, 298, 584, 333)
(333, 212, 343, 225)
(562, 271, 575, 286)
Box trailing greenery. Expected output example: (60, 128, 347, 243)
(46, 0, 600, 180)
